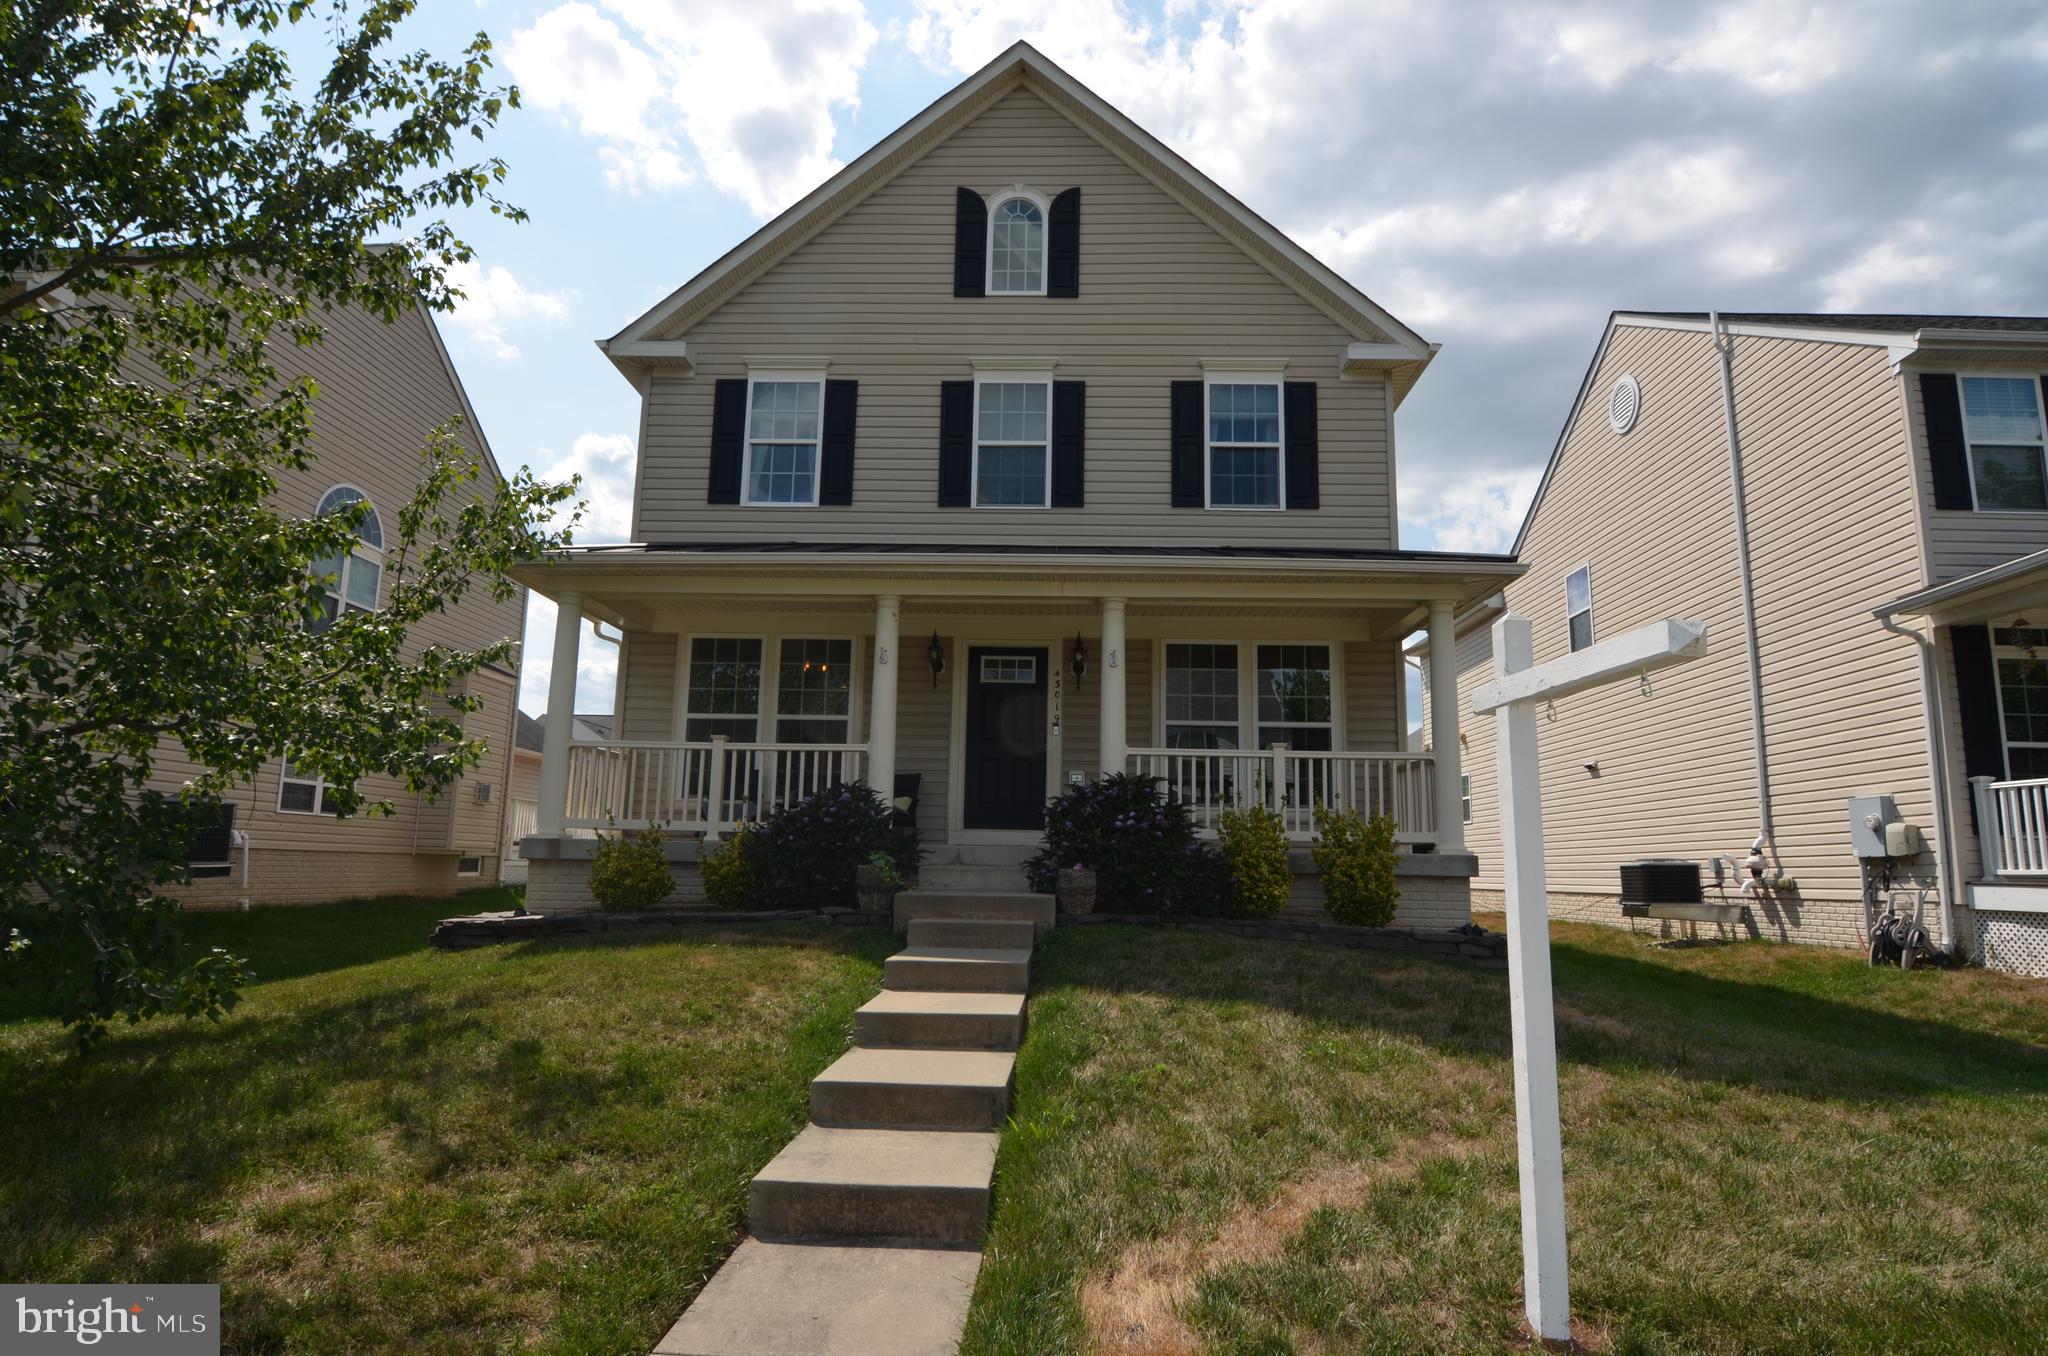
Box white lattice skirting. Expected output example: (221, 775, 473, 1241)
(1975, 910, 2048, 978)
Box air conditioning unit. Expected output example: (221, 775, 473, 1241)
(1619, 859, 1702, 917)
(474, 782, 493, 804)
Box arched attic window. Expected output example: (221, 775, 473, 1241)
(311, 484, 384, 628)
(987, 193, 1047, 295)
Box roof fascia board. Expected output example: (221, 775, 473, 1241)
(1615, 313, 1904, 349)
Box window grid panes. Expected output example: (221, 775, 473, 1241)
(988, 198, 1044, 294)
(1566, 566, 1593, 652)
(1255, 643, 1333, 751)
(776, 638, 853, 744)
(745, 380, 822, 505)
(310, 488, 382, 630)
(1164, 643, 1241, 748)
(1962, 376, 2048, 512)
(1998, 647, 2048, 780)
(1208, 383, 1281, 508)
(279, 752, 342, 815)
(974, 381, 1049, 507)
(686, 637, 763, 742)
(979, 655, 1037, 684)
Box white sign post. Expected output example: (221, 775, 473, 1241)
(1471, 613, 1707, 1343)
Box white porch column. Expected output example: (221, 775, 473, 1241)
(1099, 597, 1128, 778)
(536, 590, 584, 836)
(1428, 600, 1465, 850)
(868, 596, 901, 801)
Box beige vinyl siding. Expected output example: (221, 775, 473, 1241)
(898, 635, 954, 842)
(1342, 640, 1400, 750)
(1472, 324, 1932, 937)
(639, 87, 1392, 550)
(1435, 623, 1502, 870)
(619, 632, 680, 740)
(1905, 363, 2048, 583)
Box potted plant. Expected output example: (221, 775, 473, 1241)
(1057, 863, 1097, 915)
(855, 850, 903, 912)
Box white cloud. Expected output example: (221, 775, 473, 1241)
(518, 595, 622, 716)
(444, 260, 573, 361)
(1402, 466, 1543, 554)
(531, 430, 638, 545)
(510, 0, 878, 213)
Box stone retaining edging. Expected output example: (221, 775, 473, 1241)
(1063, 912, 1509, 968)
(430, 907, 892, 949)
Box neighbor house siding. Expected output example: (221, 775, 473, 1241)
(636, 87, 1393, 551)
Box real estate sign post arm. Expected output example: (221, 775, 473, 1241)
(1473, 613, 1708, 1343)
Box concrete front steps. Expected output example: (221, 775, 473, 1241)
(653, 887, 1052, 1356)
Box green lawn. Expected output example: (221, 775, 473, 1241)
(964, 917, 2048, 1355)
(0, 892, 892, 1355)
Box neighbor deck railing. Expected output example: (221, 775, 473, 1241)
(564, 737, 868, 833)
(1125, 747, 1436, 843)
(1972, 774, 2048, 877)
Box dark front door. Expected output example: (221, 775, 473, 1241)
(964, 647, 1049, 830)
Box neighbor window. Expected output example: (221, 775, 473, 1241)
(278, 751, 342, 815)
(684, 637, 763, 741)
(1255, 644, 1333, 750)
(456, 856, 483, 877)
(775, 637, 854, 743)
(743, 377, 823, 506)
(1962, 376, 2048, 512)
(311, 485, 383, 628)
(1994, 626, 2048, 780)
(1461, 774, 1473, 824)
(1207, 381, 1282, 508)
(973, 380, 1051, 507)
(987, 196, 1045, 295)
(1566, 565, 1593, 652)
(1163, 643, 1241, 749)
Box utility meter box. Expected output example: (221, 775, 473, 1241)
(1849, 795, 1900, 859)
(1885, 820, 1926, 858)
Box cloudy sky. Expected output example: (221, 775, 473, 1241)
(387, 1, 2048, 714)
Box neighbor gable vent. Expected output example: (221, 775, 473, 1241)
(1608, 374, 1641, 434)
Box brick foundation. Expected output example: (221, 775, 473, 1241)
(1472, 886, 1881, 951)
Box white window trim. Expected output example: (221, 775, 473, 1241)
(1955, 372, 2048, 515)
(971, 374, 1054, 510)
(1154, 638, 1344, 751)
(277, 752, 337, 816)
(1565, 563, 1594, 653)
(1158, 639, 1246, 750)
(681, 633, 769, 743)
(315, 482, 384, 616)
(740, 371, 827, 508)
(985, 187, 1050, 297)
(1202, 374, 1286, 512)
(1991, 625, 2048, 780)
(1252, 641, 1339, 751)
(678, 632, 865, 746)
(771, 634, 862, 745)
(456, 856, 483, 877)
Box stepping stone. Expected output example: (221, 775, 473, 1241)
(884, 945, 1030, 994)
(893, 889, 1055, 935)
(855, 989, 1026, 1050)
(907, 916, 1037, 950)
(654, 1237, 979, 1356)
(810, 1047, 1015, 1130)
(749, 1125, 999, 1244)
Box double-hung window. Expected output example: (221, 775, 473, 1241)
(987, 195, 1046, 295)
(1566, 565, 1594, 652)
(278, 752, 341, 815)
(1163, 644, 1241, 749)
(1255, 644, 1333, 751)
(1206, 380, 1283, 509)
(684, 637, 763, 741)
(775, 637, 854, 744)
(311, 485, 382, 629)
(1995, 626, 2048, 780)
(1962, 376, 2048, 512)
(974, 379, 1051, 508)
(743, 377, 824, 506)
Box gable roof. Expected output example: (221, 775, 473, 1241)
(1622, 311, 2048, 336)
(601, 42, 1432, 390)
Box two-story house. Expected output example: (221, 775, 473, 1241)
(515, 43, 1519, 922)
(160, 291, 527, 906)
(1417, 311, 2048, 976)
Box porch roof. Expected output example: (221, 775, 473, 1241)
(514, 541, 1522, 634)
(1876, 548, 2048, 627)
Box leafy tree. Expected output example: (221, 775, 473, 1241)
(0, 1, 580, 1044)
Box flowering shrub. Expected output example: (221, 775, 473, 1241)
(749, 781, 920, 909)
(1025, 772, 1218, 913)
(1312, 803, 1401, 925)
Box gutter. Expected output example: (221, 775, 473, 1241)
(1712, 313, 1776, 856)
(1873, 612, 1962, 954)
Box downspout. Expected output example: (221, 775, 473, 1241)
(1876, 612, 1962, 954)
(1712, 313, 1775, 853)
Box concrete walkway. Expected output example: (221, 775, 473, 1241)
(654, 887, 1054, 1356)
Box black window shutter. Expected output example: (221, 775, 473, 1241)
(1922, 373, 1973, 511)
(819, 379, 857, 506)
(1284, 381, 1320, 510)
(953, 189, 987, 298)
(1170, 380, 1204, 507)
(938, 381, 974, 506)
(708, 378, 747, 504)
(1052, 380, 1085, 507)
(1048, 188, 1080, 298)
(1953, 623, 2006, 830)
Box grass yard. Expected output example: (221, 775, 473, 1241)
(0, 891, 893, 1355)
(965, 916, 2048, 1355)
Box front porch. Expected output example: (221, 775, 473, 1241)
(518, 546, 1518, 919)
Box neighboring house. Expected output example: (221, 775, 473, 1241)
(1416, 311, 2048, 975)
(163, 293, 526, 906)
(515, 43, 1519, 921)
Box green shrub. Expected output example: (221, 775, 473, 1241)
(1025, 772, 1208, 913)
(588, 823, 674, 912)
(749, 781, 918, 909)
(699, 822, 761, 910)
(1217, 802, 1291, 918)
(1312, 803, 1401, 926)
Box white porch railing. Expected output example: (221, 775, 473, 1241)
(1126, 747, 1436, 843)
(564, 737, 868, 833)
(1973, 774, 2048, 877)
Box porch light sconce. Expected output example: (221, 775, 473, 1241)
(1070, 633, 1087, 693)
(927, 631, 945, 689)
